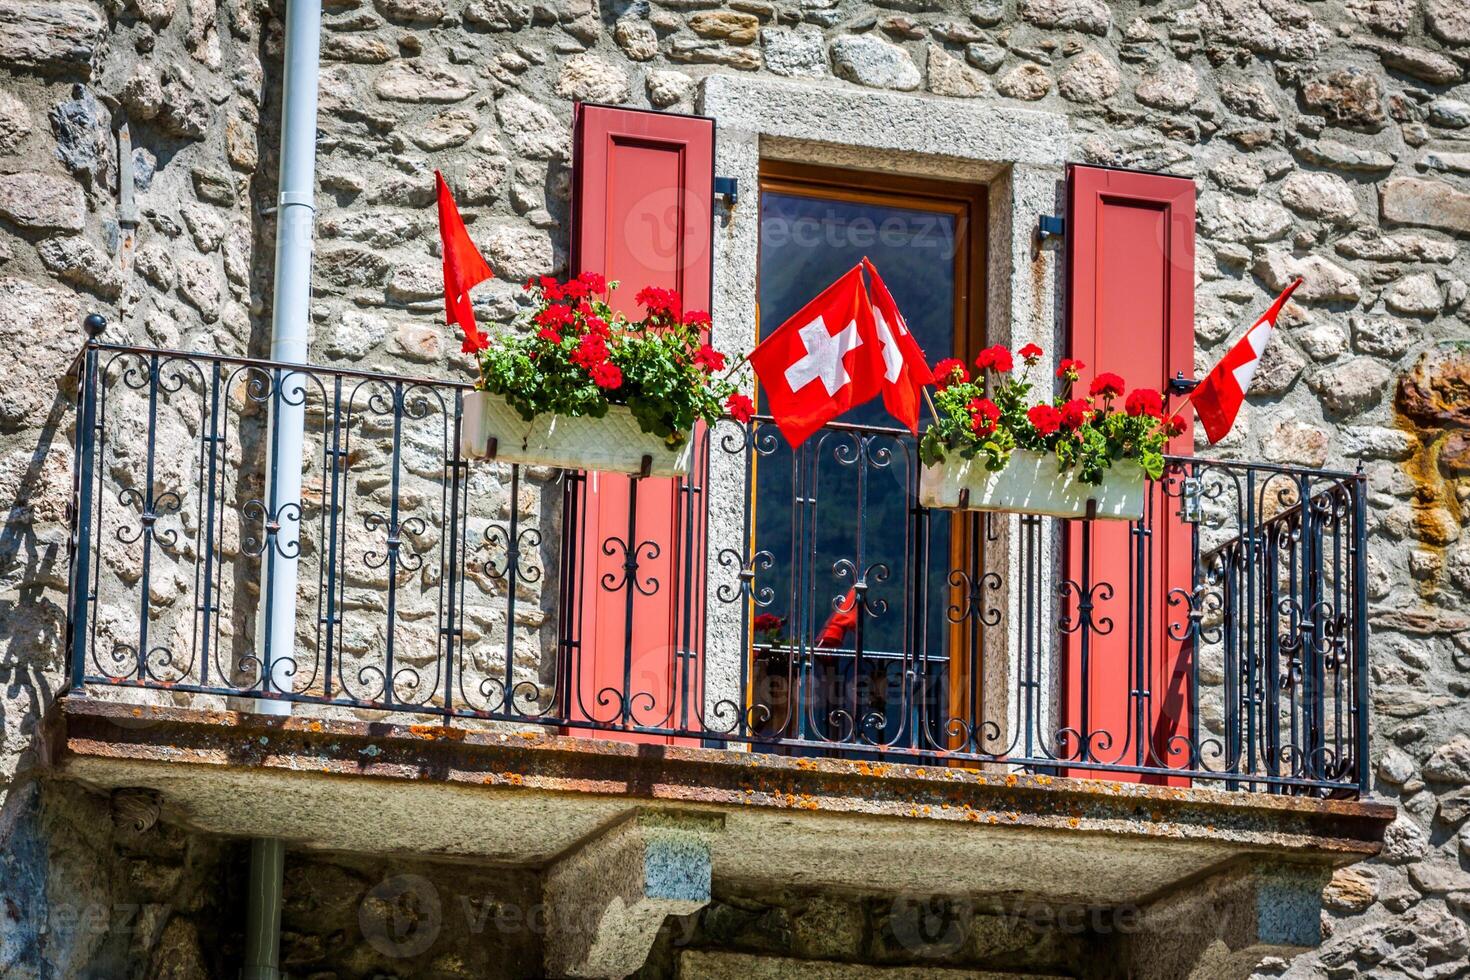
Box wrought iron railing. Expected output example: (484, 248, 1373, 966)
(64, 330, 1370, 795)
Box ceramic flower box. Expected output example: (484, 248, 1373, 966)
(918, 450, 1146, 521)
(460, 391, 693, 478)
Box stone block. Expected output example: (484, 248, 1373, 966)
(374, 61, 472, 102)
(1017, 0, 1108, 36)
(996, 62, 1051, 101)
(545, 811, 722, 977)
(0, 1, 105, 75)
(1381, 177, 1470, 235)
(1122, 864, 1331, 980)
(928, 44, 990, 98)
(0, 171, 85, 232)
(761, 26, 825, 79)
(831, 35, 919, 91)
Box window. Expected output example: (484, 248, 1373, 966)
(751, 162, 986, 754)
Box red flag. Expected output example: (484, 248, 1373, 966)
(748, 265, 884, 448)
(435, 170, 494, 353)
(1191, 278, 1303, 444)
(817, 587, 859, 648)
(862, 258, 934, 435)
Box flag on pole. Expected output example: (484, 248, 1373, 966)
(435, 170, 494, 353)
(1191, 278, 1304, 444)
(862, 258, 934, 435)
(817, 587, 859, 648)
(748, 264, 886, 448)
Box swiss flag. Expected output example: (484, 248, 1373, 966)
(862, 258, 934, 435)
(435, 170, 494, 353)
(1192, 278, 1303, 444)
(749, 264, 885, 448)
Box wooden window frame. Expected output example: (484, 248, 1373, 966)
(753, 160, 989, 749)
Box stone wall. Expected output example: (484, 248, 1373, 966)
(2, 0, 1469, 976)
(635, 885, 1109, 978)
(0, 782, 244, 978)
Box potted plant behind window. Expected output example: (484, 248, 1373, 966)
(459, 273, 754, 477)
(917, 346, 1185, 521)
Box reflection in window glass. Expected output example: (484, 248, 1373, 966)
(753, 188, 966, 755)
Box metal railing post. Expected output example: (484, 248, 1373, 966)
(1353, 467, 1371, 795)
(65, 314, 106, 693)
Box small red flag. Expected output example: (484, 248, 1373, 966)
(435, 171, 493, 353)
(1191, 278, 1304, 444)
(817, 587, 859, 648)
(748, 264, 884, 448)
(862, 257, 934, 435)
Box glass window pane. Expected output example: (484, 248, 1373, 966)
(752, 184, 967, 754)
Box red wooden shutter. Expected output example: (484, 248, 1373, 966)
(566, 104, 714, 744)
(1062, 164, 1195, 785)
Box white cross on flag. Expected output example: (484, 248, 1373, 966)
(748, 264, 887, 447)
(864, 257, 934, 435)
(748, 261, 935, 446)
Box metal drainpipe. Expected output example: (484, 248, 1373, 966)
(245, 0, 322, 976)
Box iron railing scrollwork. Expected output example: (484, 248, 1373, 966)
(64, 334, 1370, 796)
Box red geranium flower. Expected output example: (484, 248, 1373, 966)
(684, 310, 712, 328)
(560, 279, 589, 301)
(590, 361, 623, 389)
(536, 327, 563, 344)
(694, 343, 727, 373)
(726, 393, 755, 423)
(535, 304, 573, 329)
(461, 323, 488, 354)
(1060, 398, 1091, 429)
(584, 316, 610, 338)
(635, 285, 681, 317)
(1018, 343, 1043, 363)
(538, 276, 563, 301)
(1124, 387, 1164, 418)
(974, 345, 1014, 373)
(1164, 414, 1187, 437)
(1028, 403, 1062, 437)
(934, 358, 969, 389)
(1089, 372, 1125, 399)
(968, 397, 1000, 436)
(1056, 358, 1085, 380)
(753, 613, 784, 634)
(577, 271, 606, 293)
(571, 333, 609, 369)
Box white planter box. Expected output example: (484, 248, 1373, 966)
(460, 391, 693, 478)
(918, 450, 1146, 521)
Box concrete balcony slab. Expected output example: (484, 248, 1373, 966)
(46, 696, 1392, 915)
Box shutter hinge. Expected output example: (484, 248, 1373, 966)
(714, 176, 738, 207)
(1038, 214, 1064, 240)
(1167, 371, 1198, 396)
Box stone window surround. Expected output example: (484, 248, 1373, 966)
(696, 73, 1074, 752)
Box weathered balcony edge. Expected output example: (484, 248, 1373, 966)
(49, 696, 1394, 862)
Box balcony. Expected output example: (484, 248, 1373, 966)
(51, 336, 1392, 976)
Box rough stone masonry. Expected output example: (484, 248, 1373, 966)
(0, 0, 1468, 976)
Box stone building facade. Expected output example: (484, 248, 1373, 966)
(1, 0, 1468, 976)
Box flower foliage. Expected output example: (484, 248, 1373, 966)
(469, 274, 748, 447)
(918, 345, 1183, 485)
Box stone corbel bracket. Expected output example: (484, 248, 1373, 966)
(544, 809, 724, 978)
